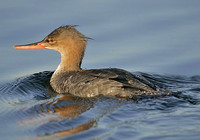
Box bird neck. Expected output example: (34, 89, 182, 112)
(55, 39, 86, 73)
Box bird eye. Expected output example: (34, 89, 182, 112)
(46, 38, 56, 44)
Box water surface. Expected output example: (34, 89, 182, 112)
(0, 71, 200, 140)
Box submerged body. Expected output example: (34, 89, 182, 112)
(14, 25, 165, 98)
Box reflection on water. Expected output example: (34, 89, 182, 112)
(0, 71, 200, 139)
(18, 94, 96, 139)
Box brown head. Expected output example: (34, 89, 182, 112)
(14, 25, 88, 71)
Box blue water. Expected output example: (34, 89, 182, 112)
(1, 71, 200, 140)
(1, 0, 200, 140)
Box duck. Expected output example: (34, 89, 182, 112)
(14, 25, 164, 98)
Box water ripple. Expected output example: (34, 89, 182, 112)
(0, 71, 200, 139)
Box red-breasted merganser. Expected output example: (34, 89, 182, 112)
(13, 25, 163, 98)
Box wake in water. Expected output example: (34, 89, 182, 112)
(0, 71, 200, 139)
